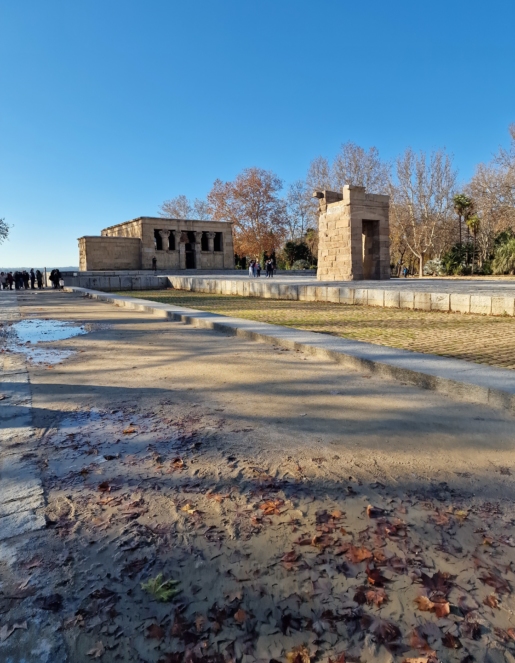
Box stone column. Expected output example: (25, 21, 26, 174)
(179, 231, 188, 269)
(207, 232, 216, 252)
(158, 229, 170, 251)
(193, 232, 202, 269)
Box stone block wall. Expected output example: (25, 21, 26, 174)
(99, 217, 235, 270)
(78, 236, 142, 271)
(316, 185, 390, 281)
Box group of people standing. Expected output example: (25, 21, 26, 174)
(1, 269, 44, 290)
(49, 269, 64, 289)
(248, 259, 275, 278)
(0, 268, 63, 290)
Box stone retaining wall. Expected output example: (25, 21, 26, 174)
(63, 275, 169, 291)
(167, 276, 515, 317)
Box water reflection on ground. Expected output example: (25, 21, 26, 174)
(6, 319, 87, 364)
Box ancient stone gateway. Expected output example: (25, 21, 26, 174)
(314, 185, 390, 281)
(78, 217, 235, 271)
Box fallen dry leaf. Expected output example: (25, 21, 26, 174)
(367, 566, 389, 587)
(366, 587, 388, 607)
(259, 499, 285, 515)
(419, 571, 455, 597)
(146, 623, 165, 639)
(414, 595, 450, 618)
(441, 632, 462, 649)
(484, 594, 499, 608)
(87, 641, 105, 658)
(346, 545, 373, 564)
(234, 608, 247, 623)
(367, 505, 388, 518)
(0, 621, 27, 642)
(286, 645, 310, 663)
(122, 427, 137, 434)
(181, 503, 197, 515)
(479, 568, 511, 594)
(328, 654, 346, 663)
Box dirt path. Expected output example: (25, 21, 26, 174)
(116, 289, 515, 370)
(2, 290, 515, 663)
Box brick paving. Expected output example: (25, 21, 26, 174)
(118, 290, 515, 370)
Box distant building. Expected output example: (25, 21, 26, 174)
(78, 217, 235, 271)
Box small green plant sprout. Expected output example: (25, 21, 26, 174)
(141, 573, 180, 602)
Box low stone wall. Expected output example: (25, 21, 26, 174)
(63, 275, 169, 291)
(167, 276, 515, 317)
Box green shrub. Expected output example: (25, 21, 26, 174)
(493, 238, 515, 275)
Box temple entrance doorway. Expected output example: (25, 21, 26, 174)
(362, 219, 380, 279)
(185, 231, 196, 269)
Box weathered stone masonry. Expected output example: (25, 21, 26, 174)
(315, 185, 390, 281)
(78, 217, 235, 271)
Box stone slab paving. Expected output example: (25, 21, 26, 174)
(0, 295, 46, 542)
(0, 294, 68, 662)
(70, 287, 515, 416)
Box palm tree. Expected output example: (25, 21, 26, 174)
(493, 238, 515, 275)
(453, 194, 473, 246)
(466, 214, 481, 274)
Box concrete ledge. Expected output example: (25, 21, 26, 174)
(68, 287, 515, 416)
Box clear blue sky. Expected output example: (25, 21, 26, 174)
(1, 0, 514, 268)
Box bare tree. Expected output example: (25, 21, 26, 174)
(390, 148, 457, 277)
(192, 198, 211, 220)
(285, 180, 312, 241)
(332, 142, 391, 193)
(208, 167, 287, 258)
(0, 218, 9, 244)
(467, 124, 515, 263)
(159, 194, 192, 219)
(159, 195, 211, 220)
(306, 155, 333, 191)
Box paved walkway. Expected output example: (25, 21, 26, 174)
(0, 296, 46, 543)
(73, 287, 515, 415)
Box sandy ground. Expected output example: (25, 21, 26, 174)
(1, 290, 515, 663)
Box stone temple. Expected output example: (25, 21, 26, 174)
(314, 185, 390, 281)
(79, 217, 235, 271)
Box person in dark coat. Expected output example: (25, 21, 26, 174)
(30, 269, 35, 289)
(36, 269, 43, 289)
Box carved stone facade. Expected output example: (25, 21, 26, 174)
(315, 185, 390, 281)
(78, 217, 235, 271)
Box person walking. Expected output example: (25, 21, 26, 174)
(36, 269, 43, 289)
(403, 266, 408, 278)
(152, 256, 157, 273)
(248, 260, 254, 278)
(7, 272, 14, 290)
(30, 269, 35, 289)
(256, 261, 261, 277)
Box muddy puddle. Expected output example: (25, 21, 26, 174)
(4, 318, 87, 364)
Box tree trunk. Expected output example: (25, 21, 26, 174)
(419, 254, 424, 277)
